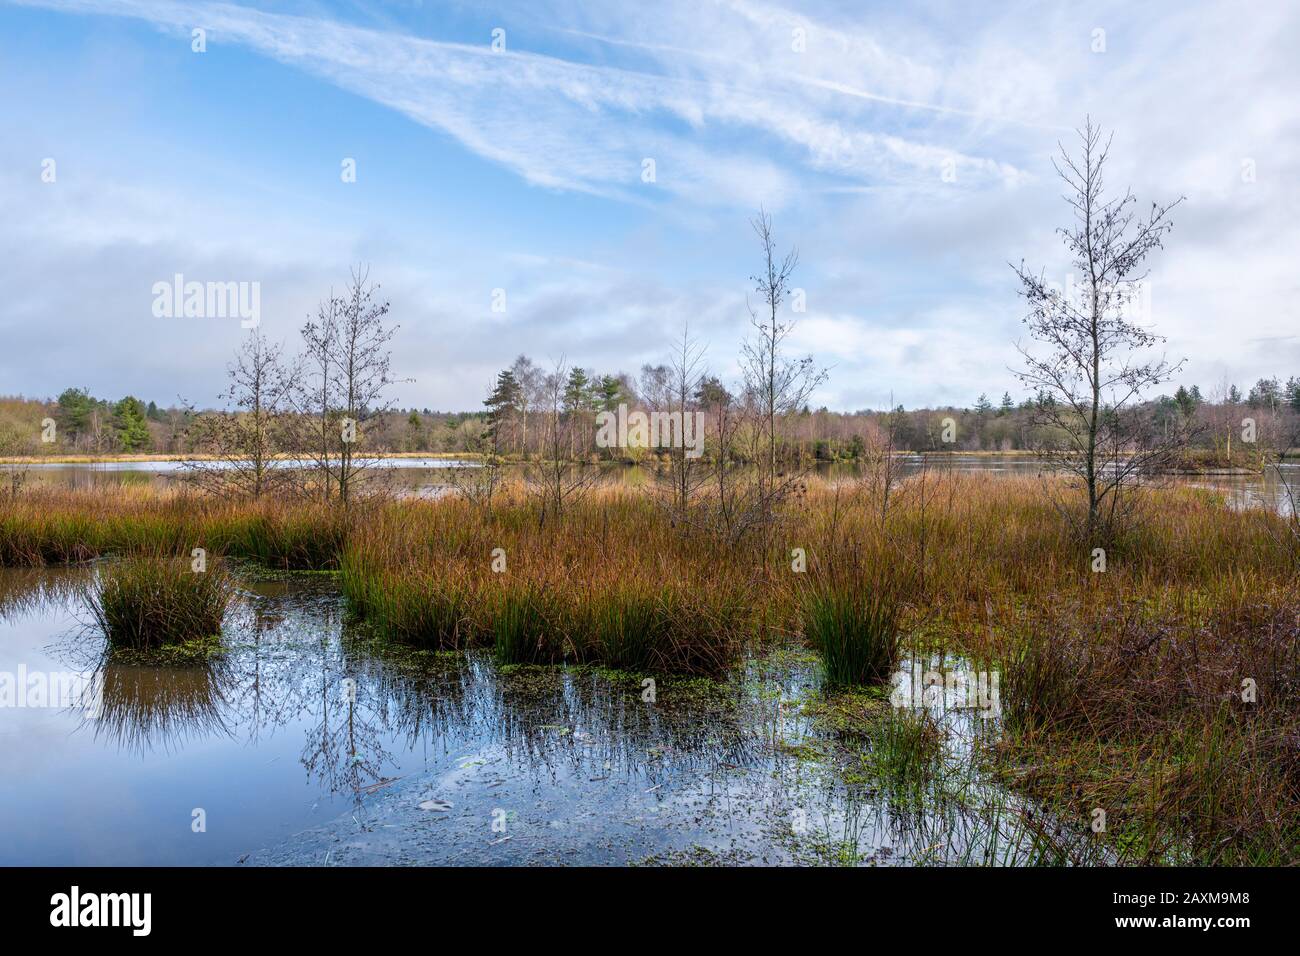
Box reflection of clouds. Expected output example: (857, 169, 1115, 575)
(20, 565, 1100, 863)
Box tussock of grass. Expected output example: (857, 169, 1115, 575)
(87, 554, 233, 650)
(802, 582, 899, 686)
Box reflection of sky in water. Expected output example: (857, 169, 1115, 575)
(0, 567, 1092, 866)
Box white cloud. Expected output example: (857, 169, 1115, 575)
(2, 0, 1298, 409)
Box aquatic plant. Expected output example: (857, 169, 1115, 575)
(803, 584, 899, 687)
(87, 554, 233, 650)
(491, 586, 557, 665)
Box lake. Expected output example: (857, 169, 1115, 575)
(15, 454, 1300, 514)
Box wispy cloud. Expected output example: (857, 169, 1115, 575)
(10, 0, 1025, 204)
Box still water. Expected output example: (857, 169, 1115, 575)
(0, 566, 1083, 866)
(18, 454, 1299, 513)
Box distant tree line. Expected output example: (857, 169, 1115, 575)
(4, 374, 1300, 463)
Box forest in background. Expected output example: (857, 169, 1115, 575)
(2, 371, 1298, 465)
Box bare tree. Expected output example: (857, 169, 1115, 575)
(739, 208, 827, 540)
(526, 357, 595, 525)
(1013, 118, 1187, 542)
(861, 399, 905, 527)
(290, 292, 342, 502)
(331, 267, 402, 506)
(510, 355, 542, 458)
(184, 328, 295, 499)
(662, 323, 708, 517)
(281, 269, 404, 505)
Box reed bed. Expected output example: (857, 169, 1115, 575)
(0, 485, 345, 568)
(337, 493, 751, 674)
(5, 471, 1299, 862)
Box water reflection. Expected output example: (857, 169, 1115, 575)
(1, 566, 1083, 865)
(91, 661, 231, 754)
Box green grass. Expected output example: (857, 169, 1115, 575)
(87, 554, 233, 650)
(492, 587, 556, 665)
(803, 584, 900, 687)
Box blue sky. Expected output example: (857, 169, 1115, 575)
(1, 0, 1297, 411)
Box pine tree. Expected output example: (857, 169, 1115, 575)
(56, 387, 95, 445)
(114, 396, 152, 452)
(563, 367, 591, 457)
(483, 369, 522, 453)
(597, 375, 623, 412)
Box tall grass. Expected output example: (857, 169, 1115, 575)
(803, 583, 899, 686)
(87, 554, 233, 650)
(0, 486, 345, 568)
(491, 586, 557, 665)
(8, 469, 1300, 860)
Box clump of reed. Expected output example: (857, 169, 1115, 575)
(870, 710, 945, 795)
(491, 585, 560, 665)
(802, 581, 900, 686)
(341, 560, 473, 649)
(87, 554, 233, 650)
(573, 580, 745, 674)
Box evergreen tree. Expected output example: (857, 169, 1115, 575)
(483, 369, 522, 453)
(1247, 377, 1281, 411)
(1173, 385, 1198, 419)
(113, 396, 152, 451)
(56, 387, 95, 444)
(597, 374, 623, 411)
(1287, 377, 1300, 413)
(563, 367, 591, 457)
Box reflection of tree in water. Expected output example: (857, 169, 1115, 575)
(227, 583, 397, 799)
(298, 660, 395, 802)
(343, 650, 474, 756)
(0, 567, 92, 620)
(33, 567, 766, 799)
